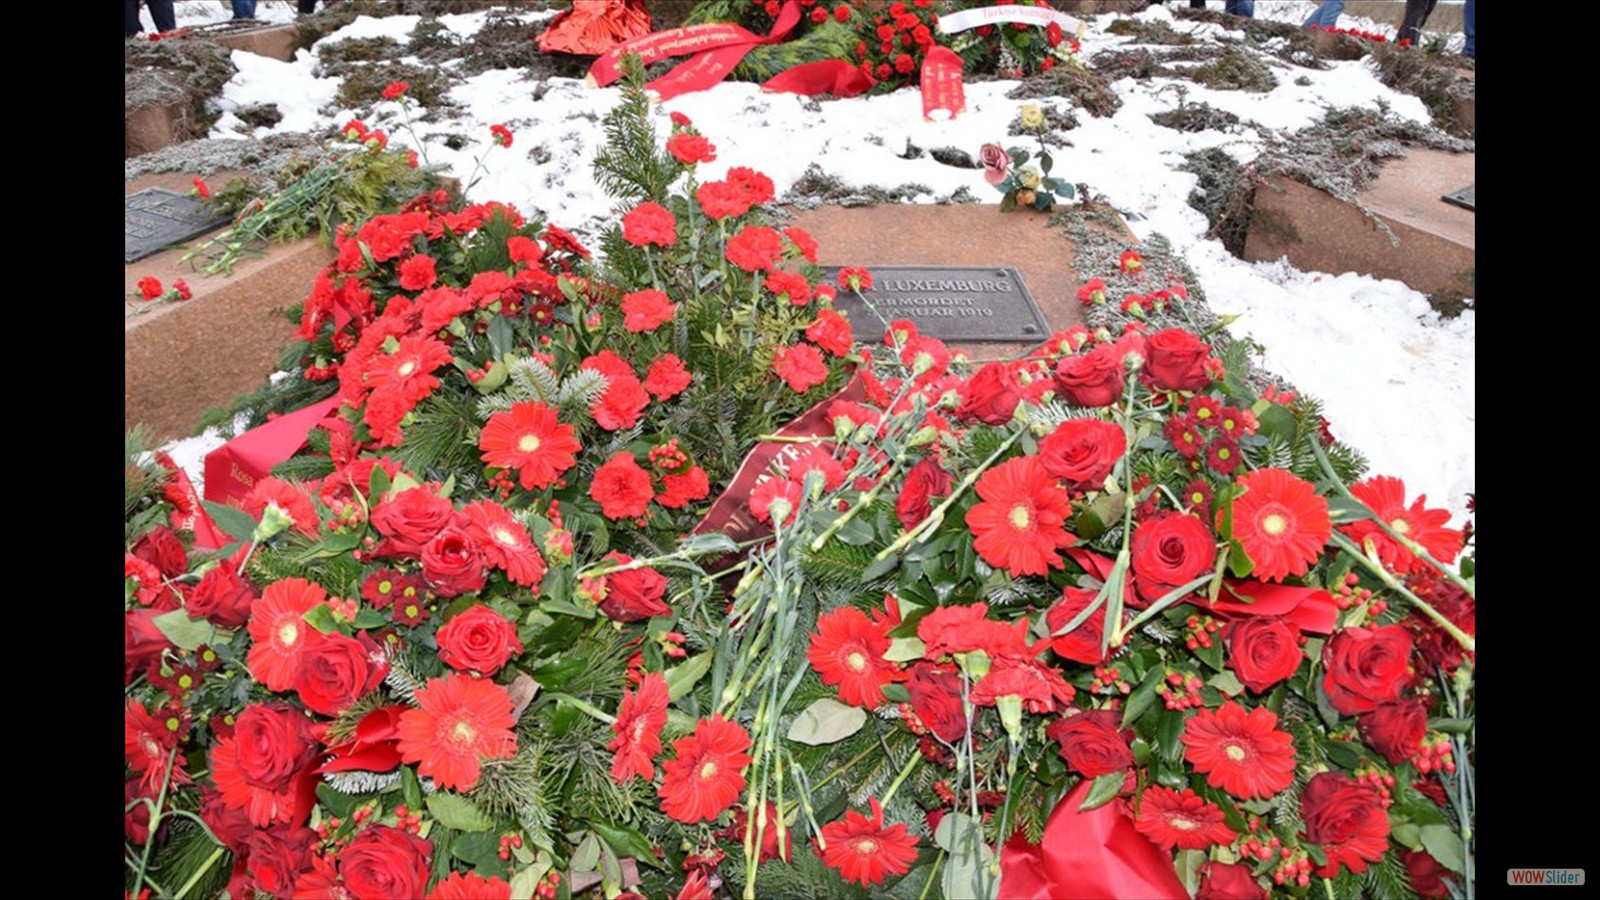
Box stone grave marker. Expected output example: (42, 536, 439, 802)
(1441, 185, 1475, 212)
(126, 188, 229, 263)
(823, 265, 1049, 343)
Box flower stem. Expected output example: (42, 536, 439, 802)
(174, 845, 226, 899)
(549, 692, 615, 725)
(874, 427, 1025, 561)
(1328, 532, 1474, 653)
(878, 751, 922, 808)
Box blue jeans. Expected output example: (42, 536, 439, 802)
(231, 0, 257, 18)
(1224, 0, 1254, 17)
(1463, 0, 1474, 56)
(1303, 0, 1345, 28)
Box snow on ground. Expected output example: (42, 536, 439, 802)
(169, 1, 1474, 525)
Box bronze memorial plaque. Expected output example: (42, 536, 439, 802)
(823, 265, 1049, 343)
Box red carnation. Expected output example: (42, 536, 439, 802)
(644, 353, 693, 400)
(622, 201, 678, 248)
(489, 123, 513, 148)
(773, 342, 829, 392)
(622, 288, 677, 332)
(806, 308, 854, 357)
(666, 132, 717, 165)
(726, 225, 784, 272)
(591, 452, 654, 520)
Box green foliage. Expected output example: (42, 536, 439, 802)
(736, 20, 859, 81)
(125, 427, 169, 546)
(392, 388, 484, 478)
(591, 56, 678, 205)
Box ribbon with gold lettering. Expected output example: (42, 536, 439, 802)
(203, 396, 343, 507)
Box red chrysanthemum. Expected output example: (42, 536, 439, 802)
(963, 456, 1076, 577)
(622, 202, 678, 248)
(608, 672, 669, 784)
(1342, 475, 1463, 574)
(479, 401, 580, 491)
(591, 452, 654, 521)
(1182, 701, 1297, 800)
(772, 342, 829, 393)
(1226, 468, 1330, 582)
(659, 715, 752, 823)
(808, 607, 900, 708)
(396, 674, 517, 792)
(460, 500, 547, 587)
(247, 577, 327, 692)
(818, 798, 919, 887)
(1134, 786, 1238, 850)
(427, 871, 512, 899)
(725, 225, 784, 273)
(621, 288, 677, 332)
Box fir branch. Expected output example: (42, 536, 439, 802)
(384, 655, 426, 707)
(591, 56, 677, 205)
(392, 388, 482, 476)
(323, 770, 402, 794)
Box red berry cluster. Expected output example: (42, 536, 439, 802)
(533, 870, 561, 900)
(392, 804, 424, 834)
(1159, 671, 1204, 710)
(1271, 849, 1313, 888)
(1183, 614, 1219, 652)
(1355, 768, 1397, 809)
(496, 832, 524, 861)
(658, 629, 688, 659)
(1091, 665, 1132, 696)
(1333, 572, 1377, 611)
(1412, 737, 1456, 775)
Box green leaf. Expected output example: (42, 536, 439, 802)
(368, 465, 391, 500)
(861, 551, 900, 582)
(1121, 666, 1165, 729)
(452, 831, 503, 869)
(1008, 148, 1031, 166)
(1427, 717, 1473, 734)
(599, 839, 623, 888)
(883, 636, 926, 662)
(938, 812, 998, 900)
(1041, 152, 1053, 175)
(530, 656, 586, 691)
(1227, 540, 1254, 579)
(303, 603, 340, 635)
(539, 598, 597, 620)
(835, 515, 877, 546)
(590, 821, 666, 871)
(1176, 849, 1206, 896)
(151, 609, 217, 651)
(786, 698, 867, 746)
(665, 652, 712, 701)
(351, 607, 388, 630)
(1059, 182, 1076, 201)
(1322, 739, 1363, 770)
(297, 528, 362, 561)
(1390, 821, 1422, 851)
(509, 865, 540, 899)
(1079, 773, 1125, 811)
(426, 792, 494, 832)
(401, 766, 422, 810)
(1256, 404, 1298, 442)
(316, 783, 360, 819)
(1207, 670, 1245, 697)
(487, 316, 515, 359)
(571, 832, 601, 872)
(1418, 824, 1466, 874)
(203, 500, 258, 542)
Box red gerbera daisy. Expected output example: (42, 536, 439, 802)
(125, 700, 190, 794)
(363, 332, 452, 407)
(461, 499, 548, 587)
(818, 797, 919, 887)
(808, 607, 900, 708)
(1342, 475, 1463, 574)
(1134, 786, 1238, 850)
(396, 674, 517, 792)
(608, 672, 668, 784)
(247, 577, 328, 692)
(659, 715, 752, 823)
(1182, 701, 1297, 799)
(963, 456, 1076, 577)
(479, 402, 580, 491)
(1226, 468, 1330, 582)
(427, 870, 512, 899)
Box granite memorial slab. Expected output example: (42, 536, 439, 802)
(126, 188, 228, 263)
(822, 265, 1049, 343)
(1441, 185, 1475, 212)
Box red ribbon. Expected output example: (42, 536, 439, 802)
(998, 780, 1187, 899)
(168, 466, 226, 551)
(763, 59, 873, 99)
(588, 1, 801, 102)
(537, 0, 651, 57)
(919, 46, 966, 120)
(202, 396, 342, 507)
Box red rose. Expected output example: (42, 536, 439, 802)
(895, 457, 952, 529)
(371, 487, 456, 557)
(598, 552, 671, 622)
(1046, 586, 1115, 665)
(245, 825, 316, 897)
(437, 605, 524, 675)
(133, 525, 188, 578)
(1130, 512, 1216, 602)
(421, 526, 489, 598)
(957, 361, 1024, 424)
(231, 703, 321, 793)
(126, 609, 174, 684)
(338, 825, 433, 900)
(906, 664, 967, 742)
(1321, 625, 1414, 716)
(1045, 709, 1133, 777)
(1299, 772, 1389, 876)
(1222, 616, 1303, 693)
(1036, 418, 1125, 492)
(1357, 698, 1428, 764)
(187, 565, 258, 628)
(1196, 861, 1265, 899)
(1143, 328, 1213, 392)
(1054, 342, 1124, 408)
(295, 632, 387, 716)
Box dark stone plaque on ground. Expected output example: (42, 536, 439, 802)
(1441, 184, 1475, 212)
(125, 188, 228, 263)
(823, 265, 1049, 343)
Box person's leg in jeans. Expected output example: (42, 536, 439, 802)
(125, 0, 143, 36)
(232, 0, 257, 19)
(1224, 0, 1254, 17)
(1462, 0, 1474, 57)
(1303, 0, 1346, 28)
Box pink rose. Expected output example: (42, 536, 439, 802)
(979, 142, 1010, 186)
